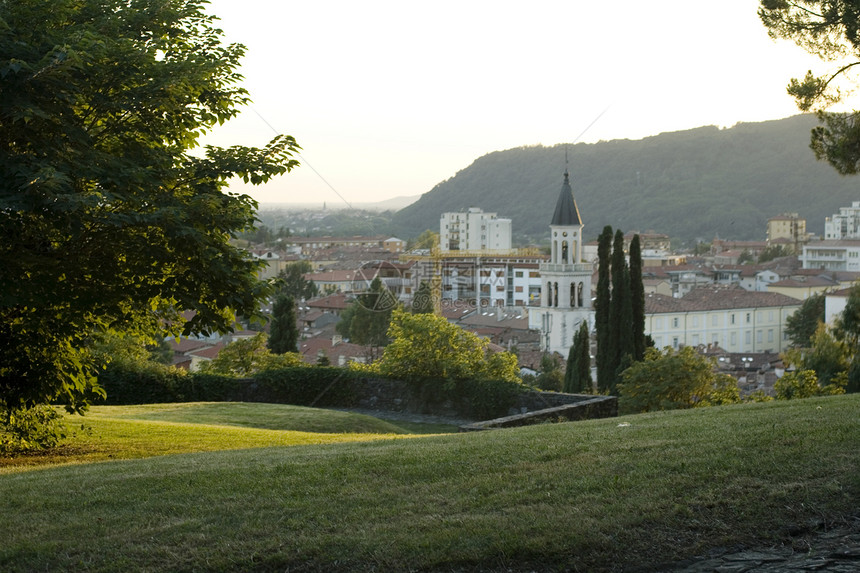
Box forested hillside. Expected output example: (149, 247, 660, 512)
(391, 115, 860, 245)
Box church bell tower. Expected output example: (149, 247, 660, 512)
(529, 167, 593, 355)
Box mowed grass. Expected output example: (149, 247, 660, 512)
(1, 396, 858, 572)
(0, 402, 447, 471)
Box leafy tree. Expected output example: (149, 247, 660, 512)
(0, 0, 299, 438)
(785, 292, 826, 347)
(411, 280, 434, 314)
(774, 369, 845, 400)
(199, 333, 304, 377)
(373, 309, 520, 383)
(275, 261, 318, 301)
(758, 244, 793, 262)
(268, 294, 298, 354)
(760, 0, 860, 173)
(407, 229, 439, 251)
(629, 235, 646, 362)
(348, 278, 397, 357)
(738, 249, 755, 264)
(618, 346, 741, 414)
(536, 353, 563, 391)
(796, 323, 850, 386)
(564, 321, 592, 394)
(595, 225, 614, 391)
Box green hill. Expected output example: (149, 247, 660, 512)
(0, 397, 857, 572)
(392, 115, 860, 245)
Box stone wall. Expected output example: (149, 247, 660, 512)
(460, 396, 618, 431)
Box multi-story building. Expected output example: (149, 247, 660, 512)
(801, 239, 860, 271)
(824, 200, 860, 239)
(644, 287, 800, 354)
(440, 208, 512, 252)
(767, 213, 808, 251)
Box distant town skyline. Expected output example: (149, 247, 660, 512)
(202, 0, 834, 206)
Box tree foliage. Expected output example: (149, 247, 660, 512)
(347, 278, 397, 355)
(564, 321, 592, 394)
(760, 0, 860, 173)
(411, 281, 434, 314)
(275, 261, 318, 301)
(618, 346, 741, 414)
(199, 333, 304, 377)
(372, 309, 521, 383)
(267, 294, 298, 354)
(774, 369, 845, 400)
(629, 235, 646, 362)
(785, 292, 826, 347)
(595, 226, 613, 390)
(0, 0, 300, 426)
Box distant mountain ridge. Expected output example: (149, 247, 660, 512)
(391, 115, 860, 245)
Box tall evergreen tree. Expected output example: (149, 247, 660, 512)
(411, 281, 434, 314)
(629, 235, 646, 362)
(565, 321, 593, 394)
(268, 294, 298, 354)
(595, 226, 613, 392)
(608, 229, 632, 393)
(350, 277, 397, 360)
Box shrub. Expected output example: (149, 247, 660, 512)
(774, 369, 846, 400)
(0, 405, 66, 454)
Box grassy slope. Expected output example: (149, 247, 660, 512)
(0, 403, 444, 472)
(0, 396, 858, 572)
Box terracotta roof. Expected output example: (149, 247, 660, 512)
(168, 338, 212, 354)
(189, 342, 225, 360)
(645, 286, 800, 314)
(307, 293, 350, 310)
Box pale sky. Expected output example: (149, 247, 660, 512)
(201, 0, 829, 206)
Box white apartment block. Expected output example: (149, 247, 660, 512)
(824, 201, 860, 239)
(438, 257, 543, 307)
(440, 208, 512, 252)
(801, 240, 860, 271)
(645, 287, 800, 354)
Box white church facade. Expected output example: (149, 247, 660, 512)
(528, 169, 594, 355)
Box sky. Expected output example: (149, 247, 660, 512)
(201, 0, 829, 207)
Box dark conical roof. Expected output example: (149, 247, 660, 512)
(550, 169, 582, 226)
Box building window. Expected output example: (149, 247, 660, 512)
(745, 331, 751, 344)
(515, 286, 523, 293)
(672, 317, 679, 328)
(672, 337, 679, 349)
(768, 329, 774, 343)
(656, 318, 663, 329)
(712, 315, 718, 327)
(515, 271, 523, 278)
(745, 313, 751, 324)
(756, 330, 763, 343)
(730, 332, 737, 346)
(731, 314, 736, 324)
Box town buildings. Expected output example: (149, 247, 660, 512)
(644, 287, 800, 354)
(824, 200, 860, 239)
(440, 208, 512, 252)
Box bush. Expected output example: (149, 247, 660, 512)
(250, 367, 357, 407)
(774, 369, 845, 400)
(0, 406, 66, 455)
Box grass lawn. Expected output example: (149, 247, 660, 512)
(0, 396, 857, 572)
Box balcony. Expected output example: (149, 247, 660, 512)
(541, 263, 592, 273)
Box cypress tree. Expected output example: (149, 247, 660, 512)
(572, 321, 593, 393)
(564, 342, 576, 393)
(411, 280, 434, 314)
(595, 225, 613, 392)
(609, 229, 631, 393)
(268, 294, 298, 354)
(629, 234, 646, 361)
